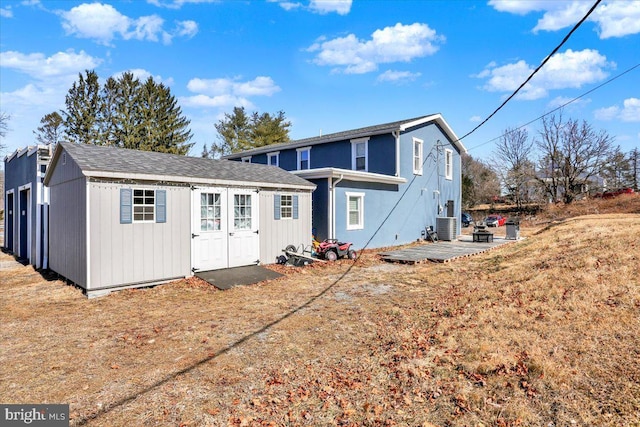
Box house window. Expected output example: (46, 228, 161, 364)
(351, 138, 368, 171)
(445, 149, 453, 180)
(267, 152, 279, 167)
(200, 193, 221, 231)
(346, 192, 364, 230)
(234, 194, 252, 230)
(133, 189, 155, 222)
(413, 138, 423, 175)
(297, 147, 310, 170)
(241, 156, 252, 163)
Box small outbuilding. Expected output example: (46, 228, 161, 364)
(3, 145, 53, 269)
(44, 142, 315, 297)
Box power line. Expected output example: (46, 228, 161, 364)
(466, 62, 640, 152)
(458, 0, 603, 142)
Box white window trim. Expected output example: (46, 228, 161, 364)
(241, 156, 252, 163)
(296, 147, 311, 170)
(345, 192, 365, 231)
(351, 137, 369, 172)
(445, 148, 453, 180)
(267, 151, 280, 167)
(133, 188, 155, 223)
(413, 137, 423, 175)
(280, 194, 293, 219)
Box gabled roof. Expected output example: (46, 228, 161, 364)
(44, 142, 315, 190)
(223, 113, 466, 158)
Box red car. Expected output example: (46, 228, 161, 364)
(484, 214, 506, 227)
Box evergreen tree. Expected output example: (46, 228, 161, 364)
(63, 70, 101, 144)
(59, 70, 193, 155)
(114, 72, 142, 150)
(34, 112, 64, 145)
(213, 106, 252, 156)
(138, 77, 193, 155)
(250, 110, 291, 148)
(97, 77, 119, 146)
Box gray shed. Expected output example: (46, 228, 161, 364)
(44, 142, 315, 298)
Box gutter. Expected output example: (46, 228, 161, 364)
(329, 174, 344, 239)
(393, 129, 400, 177)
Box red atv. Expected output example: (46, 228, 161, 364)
(316, 239, 357, 261)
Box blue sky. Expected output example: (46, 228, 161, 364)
(1, 0, 639, 163)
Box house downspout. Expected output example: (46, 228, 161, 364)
(393, 130, 400, 177)
(330, 174, 344, 239)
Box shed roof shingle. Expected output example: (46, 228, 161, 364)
(49, 142, 315, 189)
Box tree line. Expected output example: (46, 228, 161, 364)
(463, 112, 639, 208)
(34, 70, 194, 155)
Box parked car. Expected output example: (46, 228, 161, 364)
(599, 188, 635, 199)
(461, 212, 474, 227)
(484, 214, 506, 227)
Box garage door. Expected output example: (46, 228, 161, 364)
(191, 187, 259, 272)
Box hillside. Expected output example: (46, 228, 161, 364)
(0, 195, 638, 426)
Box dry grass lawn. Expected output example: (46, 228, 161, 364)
(1, 195, 639, 426)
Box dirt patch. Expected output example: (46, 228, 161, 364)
(1, 197, 639, 426)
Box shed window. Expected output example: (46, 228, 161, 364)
(274, 194, 299, 220)
(200, 193, 221, 231)
(234, 194, 252, 230)
(133, 189, 155, 222)
(445, 148, 453, 180)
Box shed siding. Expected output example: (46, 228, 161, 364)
(48, 177, 87, 287)
(88, 182, 191, 290)
(259, 191, 312, 264)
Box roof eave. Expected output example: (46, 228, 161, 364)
(291, 167, 407, 185)
(82, 170, 316, 190)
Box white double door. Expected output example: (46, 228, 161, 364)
(192, 187, 259, 271)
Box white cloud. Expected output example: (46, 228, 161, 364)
(308, 22, 444, 74)
(274, 1, 302, 12)
(489, 0, 640, 39)
(595, 98, 640, 122)
(475, 49, 615, 100)
(377, 70, 421, 84)
(469, 115, 482, 123)
(175, 20, 198, 37)
(1, 6, 13, 18)
(59, 3, 197, 45)
(309, 0, 352, 15)
(182, 76, 280, 109)
(111, 68, 174, 86)
(547, 95, 591, 111)
(60, 3, 131, 45)
(147, 0, 219, 9)
(0, 49, 102, 80)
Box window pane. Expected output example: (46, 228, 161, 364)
(356, 142, 365, 156)
(134, 189, 143, 197)
(356, 157, 366, 170)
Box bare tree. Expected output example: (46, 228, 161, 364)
(461, 153, 501, 208)
(0, 111, 9, 154)
(535, 113, 614, 203)
(491, 127, 535, 208)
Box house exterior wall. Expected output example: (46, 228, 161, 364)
(333, 123, 461, 248)
(258, 190, 313, 264)
(335, 125, 462, 248)
(87, 182, 191, 291)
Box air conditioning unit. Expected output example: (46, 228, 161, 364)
(436, 217, 457, 241)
